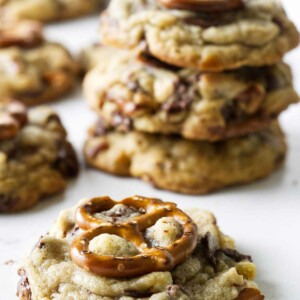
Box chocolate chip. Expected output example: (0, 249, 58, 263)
(92, 118, 111, 136)
(112, 113, 132, 132)
(36, 241, 46, 250)
(198, 232, 219, 267)
(217, 248, 252, 262)
(198, 233, 252, 267)
(53, 141, 79, 178)
(126, 80, 141, 93)
(17, 269, 32, 300)
(71, 227, 80, 237)
(220, 102, 244, 122)
(162, 79, 194, 114)
(167, 285, 183, 297)
(272, 17, 285, 30)
(104, 205, 140, 223)
(265, 70, 287, 92)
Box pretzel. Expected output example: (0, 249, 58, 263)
(0, 100, 28, 141)
(158, 0, 243, 12)
(0, 21, 43, 48)
(71, 196, 198, 278)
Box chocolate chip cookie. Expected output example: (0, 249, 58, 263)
(0, 0, 103, 22)
(83, 46, 298, 141)
(0, 100, 79, 213)
(84, 120, 286, 194)
(0, 21, 80, 105)
(17, 196, 264, 299)
(100, 0, 299, 71)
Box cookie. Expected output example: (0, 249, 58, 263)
(80, 43, 114, 72)
(100, 0, 299, 71)
(83, 46, 298, 141)
(0, 100, 79, 213)
(84, 120, 286, 194)
(0, 21, 80, 106)
(0, 0, 103, 22)
(17, 196, 264, 299)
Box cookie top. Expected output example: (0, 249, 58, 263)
(85, 121, 286, 194)
(100, 0, 299, 71)
(18, 196, 263, 299)
(0, 100, 79, 212)
(0, 0, 103, 22)
(83, 46, 298, 141)
(0, 21, 80, 105)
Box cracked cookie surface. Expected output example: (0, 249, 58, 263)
(84, 121, 286, 194)
(100, 0, 299, 71)
(17, 197, 264, 299)
(0, 0, 104, 22)
(83, 46, 298, 141)
(0, 21, 79, 106)
(0, 101, 78, 212)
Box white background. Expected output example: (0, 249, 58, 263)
(0, 1, 299, 298)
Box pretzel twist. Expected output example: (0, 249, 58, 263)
(158, 0, 243, 12)
(71, 196, 198, 278)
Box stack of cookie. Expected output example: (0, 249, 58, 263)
(83, 0, 299, 194)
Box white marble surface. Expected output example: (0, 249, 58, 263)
(0, 1, 299, 299)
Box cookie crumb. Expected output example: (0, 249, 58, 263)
(4, 259, 15, 265)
